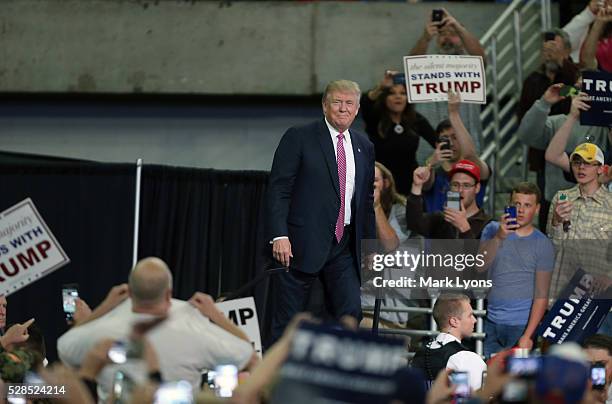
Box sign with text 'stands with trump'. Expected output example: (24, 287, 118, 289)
(403, 55, 486, 104)
(0, 198, 70, 296)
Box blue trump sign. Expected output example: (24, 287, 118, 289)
(537, 269, 611, 344)
(580, 71, 612, 127)
(271, 322, 409, 404)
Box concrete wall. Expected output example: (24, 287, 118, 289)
(0, 102, 331, 170)
(0, 1, 506, 95)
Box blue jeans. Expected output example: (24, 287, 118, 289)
(484, 318, 526, 358)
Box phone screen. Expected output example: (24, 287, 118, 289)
(592, 364, 606, 389)
(108, 341, 128, 364)
(450, 371, 470, 398)
(214, 364, 238, 398)
(62, 287, 78, 314)
(446, 191, 461, 210)
(154, 381, 193, 404)
(502, 379, 528, 402)
(507, 357, 541, 377)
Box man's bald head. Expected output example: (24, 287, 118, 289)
(129, 257, 173, 308)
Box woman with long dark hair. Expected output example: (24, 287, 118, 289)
(361, 71, 437, 195)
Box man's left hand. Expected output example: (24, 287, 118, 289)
(440, 8, 461, 30)
(517, 335, 533, 350)
(189, 292, 220, 320)
(443, 204, 470, 233)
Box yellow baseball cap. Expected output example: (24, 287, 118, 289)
(569, 143, 604, 165)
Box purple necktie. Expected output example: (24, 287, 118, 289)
(335, 132, 346, 242)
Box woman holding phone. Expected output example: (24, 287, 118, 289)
(361, 71, 437, 195)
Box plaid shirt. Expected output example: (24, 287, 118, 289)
(547, 185, 612, 298)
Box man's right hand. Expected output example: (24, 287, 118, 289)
(429, 143, 453, 167)
(542, 83, 566, 104)
(552, 199, 573, 226)
(423, 21, 439, 40)
(495, 213, 519, 240)
(273, 238, 293, 268)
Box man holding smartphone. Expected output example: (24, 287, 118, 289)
(407, 159, 490, 239)
(478, 182, 555, 357)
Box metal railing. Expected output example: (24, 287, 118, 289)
(481, 0, 552, 214)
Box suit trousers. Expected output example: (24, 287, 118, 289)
(269, 226, 362, 345)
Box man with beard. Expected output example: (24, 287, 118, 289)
(516, 29, 579, 230)
(409, 8, 485, 167)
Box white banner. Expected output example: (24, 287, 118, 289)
(0, 198, 70, 296)
(403, 55, 486, 104)
(216, 297, 262, 357)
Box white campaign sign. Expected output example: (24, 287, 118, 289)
(403, 54, 486, 104)
(0, 198, 70, 296)
(216, 297, 262, 357)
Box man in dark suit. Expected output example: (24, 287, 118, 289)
(266, 79, 376, 342)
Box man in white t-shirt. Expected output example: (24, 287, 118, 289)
(412, 293, 486, 391)
(57, 257, 256, 401)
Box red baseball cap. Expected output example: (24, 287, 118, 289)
(448, 159, 481, 183)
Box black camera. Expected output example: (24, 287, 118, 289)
(439, 135, 451, 150)
(432, 9, 444, 23)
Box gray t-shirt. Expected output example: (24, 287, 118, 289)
(480, 222, 555, 325)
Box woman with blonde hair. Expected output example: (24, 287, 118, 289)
(374, 161, 409, 252)
(361, 162, 414, 329)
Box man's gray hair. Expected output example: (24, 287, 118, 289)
(322, 80, 361, 104)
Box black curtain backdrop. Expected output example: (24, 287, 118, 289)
(0, 152, 273, 362)
(137, 165, 273, 333)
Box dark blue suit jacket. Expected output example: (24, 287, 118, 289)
(266, 119, 376, 276)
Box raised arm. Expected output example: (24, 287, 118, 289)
(580, 8, 612, 69)
(544, 93, 590, 172)
(405, 166, 437, 237)
(410, 13, 439, 55)
(442, 9, 486, 60)
(448, 91, 490, 180)
(374, 201, 400, 253)
(563, 1, 598, 57)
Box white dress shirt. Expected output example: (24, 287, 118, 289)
(325, 118, 356, 226)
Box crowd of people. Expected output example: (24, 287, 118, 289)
(0, 2, 610, 404)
